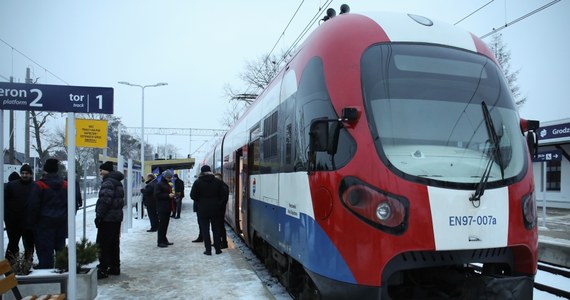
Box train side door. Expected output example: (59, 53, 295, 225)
(238, 145, 251, 245)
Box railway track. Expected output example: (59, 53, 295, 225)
(535, 261, 570, 299)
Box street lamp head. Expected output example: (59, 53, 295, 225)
(156, 82, 168, 86)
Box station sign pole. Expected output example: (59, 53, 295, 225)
(0, 82, 113, 300)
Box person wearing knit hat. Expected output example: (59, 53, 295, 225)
(30, 157, 81, 269)
(99, 161, 114, 172)
(5, 164, 36, 262)
(7, 171, 21, 182)
(155, 169, 175, 248)
(95, 160, 125, 279)
(43, 158, 59, 173)
(200, 165, 212, 173)
(20, 164, 33, 174)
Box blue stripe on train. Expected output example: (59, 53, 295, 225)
(249, 197, 356, 284)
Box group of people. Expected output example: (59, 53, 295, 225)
(4, 158, 82, 270)
(139, 164, 229, 256)
(3, 159, 127, 280)
(4, 158, 229, 281)
(140, 170, 184, 248)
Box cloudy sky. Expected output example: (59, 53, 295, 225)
(1, 0, 568, 160)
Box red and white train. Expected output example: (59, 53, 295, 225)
(200, 7, 540, 299)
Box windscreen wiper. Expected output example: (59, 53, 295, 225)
(470, 101, 503, 205)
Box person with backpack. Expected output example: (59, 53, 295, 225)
(29, 158, 81, 269)
(95, 161, 125, 279)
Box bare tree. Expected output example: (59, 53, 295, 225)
(30, 111, 57, 165)
(51, 113, 141, 177)
(220, 100, 245, 129)
(488, 34, 527, 108)
(222, 50, 290, 127)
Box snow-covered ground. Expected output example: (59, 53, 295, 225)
(79, 192, 285, 299)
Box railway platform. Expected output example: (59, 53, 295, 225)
(538, 208, 570, 268)
(84, 200, 282, 299)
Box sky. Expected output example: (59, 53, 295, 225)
(1, 0, 568, 162)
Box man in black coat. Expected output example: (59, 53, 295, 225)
(141, 173, 158, 232)
(154, 170, 175, 248)
(4, 164, 36, 263)
(95, 161, 125, 279)
(172, 174, 185, 219)
(190, 165, 226, 255)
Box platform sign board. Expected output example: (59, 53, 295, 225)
(532, 150, 563, 162)
(66, 119, 108, 148)
(538, 122, 570, 142)
(0, 82, 113, 114)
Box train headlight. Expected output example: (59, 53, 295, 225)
(340, 177, 409, 235)
(376, 202, 391, 220)
(521, 191, 537, 229)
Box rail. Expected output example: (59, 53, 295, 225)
(535, 261, 570, 298)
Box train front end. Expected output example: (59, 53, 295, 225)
(303, 12, 538, 299)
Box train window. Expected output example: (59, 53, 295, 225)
(261, 110, 279, 174)
(361, 44, 526, 188)
(280, 85, 297, 173)
(295, 57, 355, 171)
(250, 125, 261, 175)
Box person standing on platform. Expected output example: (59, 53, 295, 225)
(214, 172, 229, 249)
(190, 165, 226, 255)
(154, 170, 175, 248)
(95, 161, 125, 279)
(29, 158, 80, 269)
(141, 173, 158, 232)
(4, 164, 37, 264)
(172, 174, 185, 219)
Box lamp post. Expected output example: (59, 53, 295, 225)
(117, 81, 167, 176)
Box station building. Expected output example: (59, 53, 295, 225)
(532, 118, 570, 209)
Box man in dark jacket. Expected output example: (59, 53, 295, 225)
(154, 170, 175, 248)
(190, 165, 226, 255)
(214, 173, 230, 249)
(4, 164, 36, 263)
(172, 174, 185, 219)
(141, 173, 158, 232)
(95, 161, 125, 279)
(30, 158, 81, 269)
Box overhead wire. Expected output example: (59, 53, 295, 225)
(480, 0, 561, 39)
(270, 0, 333, 73)
(266, 0, 306, 60)
(241, 0, 333, 101)
(0, 37, 69, 85)
(454, 0, 495, 25)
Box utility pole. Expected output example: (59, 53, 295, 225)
(25, 68, 31, 163)
(8, 76, 15, 164)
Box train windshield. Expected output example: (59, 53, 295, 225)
(361, 44, 527, 187)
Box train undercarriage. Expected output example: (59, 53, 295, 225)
(250, 232, 534, 299)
